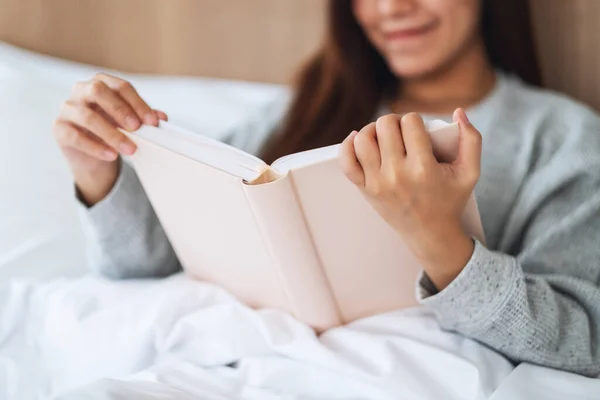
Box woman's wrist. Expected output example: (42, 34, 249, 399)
(74, 160, 121, 207)
(405, 223, 475, 291)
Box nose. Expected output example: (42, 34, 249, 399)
(377, 0, 418, 17)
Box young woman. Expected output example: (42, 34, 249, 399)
(53, 0, 600, 376)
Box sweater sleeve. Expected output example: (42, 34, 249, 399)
(77, 160, 181, 279)
(417, 127, 600, 377)
(78, 96, 289, 279)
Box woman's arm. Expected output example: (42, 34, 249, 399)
(419, 243, 600, 376)
(77, 160, 181, 278)
(53, 73, 178, 279)
(340, 110, 600, 377)
(417, 145, 600, 377)
(75, 88, 290, 279)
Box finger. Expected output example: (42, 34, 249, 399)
(354, 122, 381, 171)
(400, 113, 435, 164)
(60, 101, 137, 155)
(453, 108, 482, 182)
(95, 73, 158, 126)
(354, 122, 382, 187)
(92, 104, 118, 127)
(53, 120, 118, 161)
(375, 114, 406, 167)
(338, 131, 365, 186)
(154, 109, 168, 121)
(83, 80, 141, 132)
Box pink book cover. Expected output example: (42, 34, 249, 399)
(124, 120, 485, 331)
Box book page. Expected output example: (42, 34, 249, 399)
(129, 120, 458, 184)
(271, 144, 340, 174)
(129, 121, 268, 182)
(270, 121, 461, 174)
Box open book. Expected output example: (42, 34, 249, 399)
(124, 120, 485, 331)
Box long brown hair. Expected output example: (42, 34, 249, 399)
(260, 0, 542, 163)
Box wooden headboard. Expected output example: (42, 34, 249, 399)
(0, 0, 598, 109)
(0, 0, 326, 84)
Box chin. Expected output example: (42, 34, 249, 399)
(387, 55, 448, 80)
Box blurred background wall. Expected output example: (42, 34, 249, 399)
(532, 0, 600, 111)
(0, 0, 598, 109)
(0, 0, 326, 83)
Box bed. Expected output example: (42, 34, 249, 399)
(0, 0, 599, 398)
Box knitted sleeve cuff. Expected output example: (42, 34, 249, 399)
(416, 240, 521, 331)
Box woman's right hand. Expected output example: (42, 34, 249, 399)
(53, 73, 168, 206)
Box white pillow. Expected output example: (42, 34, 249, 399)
(0, 67, 84, 280)
(0, 42, 287, 137)
(0, 42, 287, 281)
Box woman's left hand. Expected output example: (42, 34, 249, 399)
(339, 109, 482, 291)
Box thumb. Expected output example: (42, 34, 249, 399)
(452, 108, 482, 182)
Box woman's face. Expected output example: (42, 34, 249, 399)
(353, 0, 482, 79)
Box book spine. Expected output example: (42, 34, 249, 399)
(243, 174, 343, 331)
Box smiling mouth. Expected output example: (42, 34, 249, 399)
(384, 21, 438, 41)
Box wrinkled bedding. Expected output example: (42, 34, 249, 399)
(2, 273, 597, 400)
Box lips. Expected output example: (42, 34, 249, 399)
(383, 21, 438, 42)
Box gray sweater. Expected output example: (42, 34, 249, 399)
(78, 73, 600, 376)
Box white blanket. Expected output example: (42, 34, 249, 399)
(3, 274, 597, 400)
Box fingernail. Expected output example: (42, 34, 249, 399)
(155, 110, 168, 121)
(119, 141, 136, 155)
(144, 113, 157, 125)
(125, 116, 139, 131)
(349, 130, 358, 138)
(104, 150, 118, 161)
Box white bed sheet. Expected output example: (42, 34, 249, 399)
(2, 274, 599, 400)
(0, 274, 512, 400)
